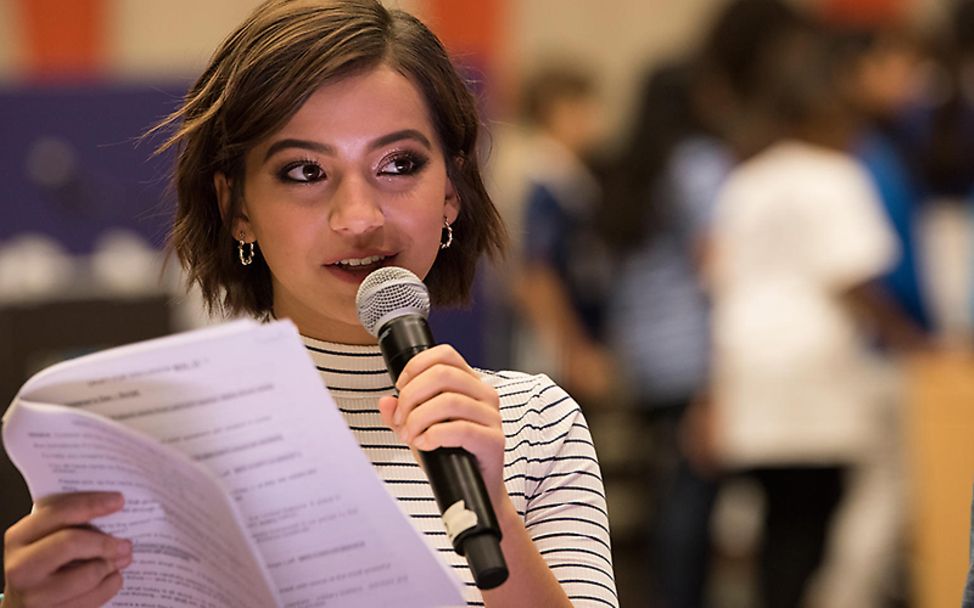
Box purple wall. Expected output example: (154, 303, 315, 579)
(0, 83, 186, 253)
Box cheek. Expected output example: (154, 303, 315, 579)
(246, 191, 317, 239)
(398, 178, 450, 229)
(250, 210, 320, 267)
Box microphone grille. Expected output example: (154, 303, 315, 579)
(355, 266, 431, 337)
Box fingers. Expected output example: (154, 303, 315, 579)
(378, 395, 398, 430)
(11, 527, 131, 587)
(412, 419, 506, 456)
(7, 492, 123, 547)
(387, 345, 500, 438)
(396, 392, 500, 448)
(393, 357, 498, 429)
(3, 492, 128, 608)
(381, 346, 508, 499)
(18, 553, 128, 607)
(51, 568, 125, 608)
(394, 344, 475, 389)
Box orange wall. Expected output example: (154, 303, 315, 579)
(20, 0, 107, 79)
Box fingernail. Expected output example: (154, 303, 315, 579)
(413, 434, 427, 449)
(104, 493, 124, 508)
(397, 428, 408, 443)
(115, 553, 133, 570)
(116, 539, 133, 556)
(393, 410, 403, 426)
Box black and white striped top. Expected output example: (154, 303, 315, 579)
(302, 336, 618, 608)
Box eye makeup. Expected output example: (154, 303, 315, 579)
(377, 150, 429, 177)
(277, 159, 325, 184)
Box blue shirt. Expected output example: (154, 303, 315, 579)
(523, 182, 610, 339)
(857, 130, 931, 331)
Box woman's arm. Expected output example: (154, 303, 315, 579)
(480, 499, 574, 607)
(512, 379, 618, 607)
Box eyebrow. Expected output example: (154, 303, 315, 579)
(262, 129, 433, 163)
(264, 139, 333, 161)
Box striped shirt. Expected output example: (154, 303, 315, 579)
(302, 336, 618, 608)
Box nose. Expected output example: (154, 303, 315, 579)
(328, 173, 384, 236)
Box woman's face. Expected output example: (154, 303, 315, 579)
(219, 64, 459, 343)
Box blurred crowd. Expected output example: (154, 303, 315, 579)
(483, 0, 974, 607)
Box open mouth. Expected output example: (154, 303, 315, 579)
(327, 254, 393, 279)
(335, 254, 388, 269)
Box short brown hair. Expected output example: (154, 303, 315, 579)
(154, 0, 505, 317)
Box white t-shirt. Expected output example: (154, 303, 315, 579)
(709, 140, 898, 467)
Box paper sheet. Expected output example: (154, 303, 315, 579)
(3, 320, 464, 608)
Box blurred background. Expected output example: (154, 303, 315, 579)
(1, 0, 972, 606)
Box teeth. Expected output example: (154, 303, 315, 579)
(337, 255, 385, 267)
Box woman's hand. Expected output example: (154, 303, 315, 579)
(380, 345, 578, 608)
(378, 344, 507, 503)
(3, 492, 132, 608)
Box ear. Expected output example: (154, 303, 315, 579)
(443, 171, 460, 225)
(214, 172, 252, 240)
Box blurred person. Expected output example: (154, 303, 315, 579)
(802, 12, 936, 608)
(704, 13, 924, 608)
(601, 60, 728, 608)
(599, 2, 804, 606)
(496, 62, 616, 403)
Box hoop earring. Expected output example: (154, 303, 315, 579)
(238, 237, 256, 266)
(440, 219, 454, 250)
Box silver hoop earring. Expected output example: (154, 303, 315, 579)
(440, 219, 454, 250)
(238, 238, 256, 266)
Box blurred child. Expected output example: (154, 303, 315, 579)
(705, 14, 913, 608)
(600, 2, 805, 605)
(501, 63, 616, 403)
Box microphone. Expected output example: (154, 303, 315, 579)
(356, 266, 509, 590)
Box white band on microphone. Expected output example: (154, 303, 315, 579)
(442, 500, 479, 544)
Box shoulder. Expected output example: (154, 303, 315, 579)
(477, 370, 589, 455)
(777, 141, 874, 190)
(722, 141, 875, 207)
(478, 369, 576, 412)
(479, 369, 580, 424)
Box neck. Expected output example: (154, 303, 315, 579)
(793, 109, 860, 152)
(272, 304, 376, 346)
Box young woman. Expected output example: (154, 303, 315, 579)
(0, 2, 617, 607)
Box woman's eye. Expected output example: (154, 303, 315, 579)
(282, 162, 325, 183)
(378, 154, 427, 176)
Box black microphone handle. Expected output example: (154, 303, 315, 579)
(377, 314, 509, 590)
